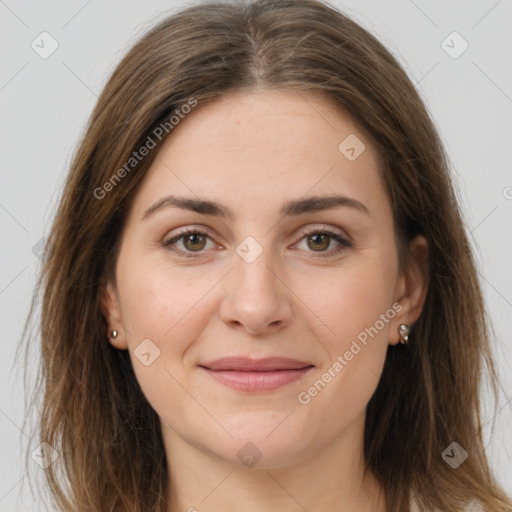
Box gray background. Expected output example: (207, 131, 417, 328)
(1, 0, 511, 510)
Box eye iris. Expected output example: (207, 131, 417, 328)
(184, 233, 206, 251)
(307, 233, 329, 251)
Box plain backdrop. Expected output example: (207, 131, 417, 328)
(0, 0, 511, 510)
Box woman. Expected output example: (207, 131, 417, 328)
(23, 0, 512, 510)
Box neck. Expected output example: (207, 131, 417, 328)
(163, 412, 386, 512)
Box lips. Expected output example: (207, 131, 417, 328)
(199, 357, 312, 372)
(199, 357, 314, 392)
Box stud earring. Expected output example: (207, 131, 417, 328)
(109, 330, 118, 339)
(398, 324, 410, 344)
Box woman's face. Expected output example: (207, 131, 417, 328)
(103, 90, 427, 469)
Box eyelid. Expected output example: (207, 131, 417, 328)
(292, 225, 352, 259)
(298, 224, 351, 243)
(162, 225, 221, 257)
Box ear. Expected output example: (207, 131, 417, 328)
(100, 279, 128, 350)
(389, 234, 429, 345)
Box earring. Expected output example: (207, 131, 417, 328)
(398, 324, 410, 344)
(109, 330, 118, 339)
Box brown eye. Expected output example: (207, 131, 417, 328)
(295, 227, 352, 258)
(182, 233, 207, 251)
(306, 233, 331, 252)
(163, 229, 215, 258)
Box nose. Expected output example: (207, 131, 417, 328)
(218, 245, 294, 336)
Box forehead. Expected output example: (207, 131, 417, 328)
(129, 89, 387, 220)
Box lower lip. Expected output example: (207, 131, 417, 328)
(201, 367, 314, 392)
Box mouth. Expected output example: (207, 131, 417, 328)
(198, 357, 314, 392)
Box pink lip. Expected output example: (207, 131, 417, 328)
(199, 357, 314, 392)
(200, 357, 312, 371)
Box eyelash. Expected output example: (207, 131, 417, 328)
(163, 226, 352, 259)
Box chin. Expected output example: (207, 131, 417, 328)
(215, 436, 308, 470)
(199, 422, 309, 470)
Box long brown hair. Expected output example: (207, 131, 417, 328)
(20, 0, 512, 510)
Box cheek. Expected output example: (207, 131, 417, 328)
(119, 265, 217, 353)
(299, 257, 397, 346)
(294, 264, 395, 426)
(116, 264, 216, 418)
(296, 257, 397, 404)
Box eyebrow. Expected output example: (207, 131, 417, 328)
(142, 193, 370, 220)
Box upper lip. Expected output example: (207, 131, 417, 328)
(199, 357, 313, 372)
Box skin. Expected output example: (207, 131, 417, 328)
(102, 89, 429, 512)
